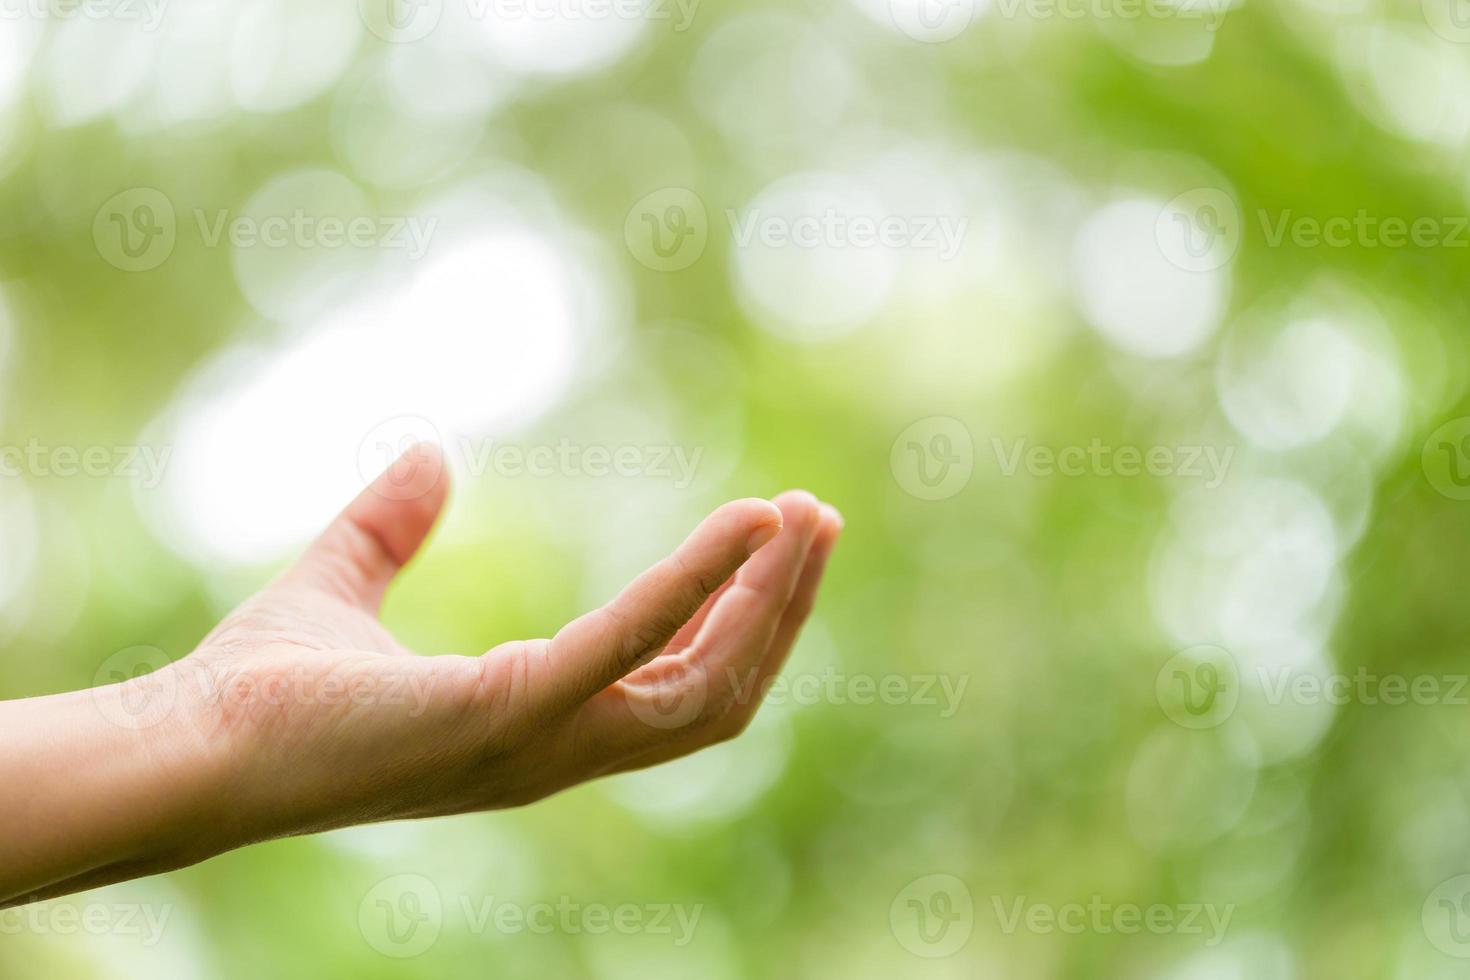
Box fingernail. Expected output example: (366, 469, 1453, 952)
(746, 522, 781, 555)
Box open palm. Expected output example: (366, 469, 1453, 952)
(172, 444, 842, 844)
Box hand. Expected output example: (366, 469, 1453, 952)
(156, 444, 841, 853)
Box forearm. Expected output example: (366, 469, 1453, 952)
(0, 671, 234, 906)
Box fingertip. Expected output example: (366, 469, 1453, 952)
(354, 441, 451, 564)
(819, 502, 844, 534)
(746, 522, 781, 555)
(715, 496, 783, 529)
(772, 490, 822, 537)
(702, 497, 783, 556)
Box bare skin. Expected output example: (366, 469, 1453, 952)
(0, 444, 842, 907)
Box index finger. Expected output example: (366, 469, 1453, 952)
(537, 498, 784, 710)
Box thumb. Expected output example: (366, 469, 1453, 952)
(283, 442, 450, 610)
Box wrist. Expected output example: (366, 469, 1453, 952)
(0, 663, 249, 903)
(92, 659, 254, 869)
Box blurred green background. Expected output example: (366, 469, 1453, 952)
(5, 0, 1470, 976)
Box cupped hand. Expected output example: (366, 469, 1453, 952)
(163, 445, 841, 845)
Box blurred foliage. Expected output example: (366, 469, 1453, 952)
(4, 1, 1470, 978)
